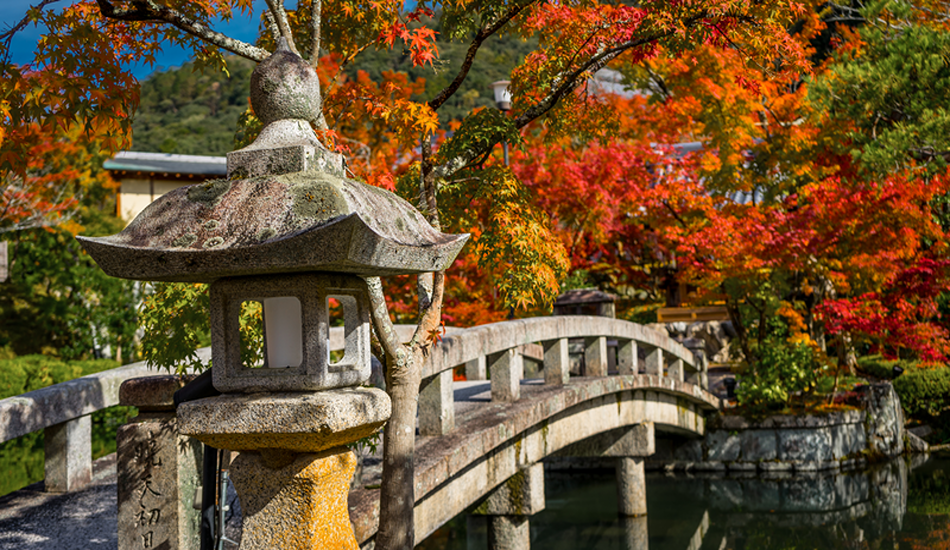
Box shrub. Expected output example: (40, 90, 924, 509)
(0, 355, 120, 400)
(893, 366, 950, 418)
(736, 339, 828, 410)
(857, 354, 918, 381)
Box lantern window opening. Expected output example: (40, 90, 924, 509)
(327, 294, 361, 372)
(262, 296, 304, 369)
(239, 299, 266, 368)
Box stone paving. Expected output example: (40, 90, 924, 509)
(0, 455, 118, 550)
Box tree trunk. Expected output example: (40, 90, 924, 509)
(375, 354, 422, 549)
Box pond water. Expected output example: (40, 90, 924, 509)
(417, 457, 950, 550)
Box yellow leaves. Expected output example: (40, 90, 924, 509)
(456, 166, 569, 311)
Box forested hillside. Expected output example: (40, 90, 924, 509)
(131, 23, 533, 156)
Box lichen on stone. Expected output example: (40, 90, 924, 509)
(204, 219, 220, 231)
(172, 233, 198, 247)
(283, 171, 349, 226)
(204, 236, 225, 248)
(187, 178, 232, 207)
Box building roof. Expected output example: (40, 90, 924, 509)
(104, 151, 227, 179)
(554, 288, 617, 305)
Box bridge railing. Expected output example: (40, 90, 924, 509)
(0, 319, 699, 495)
(0, 325, 420, 496)
(418, 316, 707, 436)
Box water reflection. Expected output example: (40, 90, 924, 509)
(417, 456, 950, 550)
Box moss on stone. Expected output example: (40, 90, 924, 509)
(283, 171, 349, 224)
(187, 178, 232, 207)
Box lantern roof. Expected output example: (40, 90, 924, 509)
(78, 38, 468, 282)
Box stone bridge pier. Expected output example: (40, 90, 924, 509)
(472, 463, 546, 550)
(466, 423, 658, 550)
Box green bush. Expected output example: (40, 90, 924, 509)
(857, 354, 918, 381)
(893, 367, 950, 418)
(736, 339, 827, 410)
(0, 355, 134, 496)
(0, 355, 120, 400)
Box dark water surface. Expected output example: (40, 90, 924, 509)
(417, 457, 950, 550)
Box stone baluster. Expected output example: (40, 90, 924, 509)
(490, 348, 523, 402)
(667, 357, 685, 382)
(617, 339, 638, 376)
(44, 415, 92, 493)
(117, 375, 202, 550)
(542, 338, 569, 385)
(682, 338, 707, 387)
(473, 462, 546, 550)
(620, 516, 649, 550)
(465, 356, 487, 380)
(419, 369, 456, 436)
(584, 336, 608, 376)
(644, 346, 663, 376)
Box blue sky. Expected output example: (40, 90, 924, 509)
(1, 0, 267, 79)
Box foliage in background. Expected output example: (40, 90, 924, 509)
(735, 337, 829, 411)
(132, 57, 256, 156)
(0, 139, 139, 360)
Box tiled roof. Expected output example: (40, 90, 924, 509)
(104, 151, 227, 176)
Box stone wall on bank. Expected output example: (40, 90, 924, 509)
(650, 382, 906, 473)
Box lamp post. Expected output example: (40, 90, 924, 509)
(492, 80, 517, 320)
(491, 80, 511, 165)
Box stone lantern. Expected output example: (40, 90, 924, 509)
(79, 39, 467, 549)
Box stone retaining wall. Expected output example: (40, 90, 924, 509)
(651, 383, 905, 473)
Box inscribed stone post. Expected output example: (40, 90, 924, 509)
(117, 376, 202, 550)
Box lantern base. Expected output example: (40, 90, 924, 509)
(177, 388, 391, 453)
(230, 447, 358, 550)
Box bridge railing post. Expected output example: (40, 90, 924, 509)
(542, 338, 569, 385)
(419, 369, 456, 436)
(464, 356, 487, 380)
(667, 356, 685, 382)
(490, 348, 523, 402)
(583, 336, 608, 377)
(643, 346, 663, 376)
(44, 415, 92, 493)
(617, 339, 637, 376)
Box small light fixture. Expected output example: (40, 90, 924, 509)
(491, 80, 512, 111)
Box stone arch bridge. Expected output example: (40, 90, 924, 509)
(350, 316, 721, 548)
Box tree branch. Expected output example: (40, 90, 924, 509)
(365, 276, 403, 363)
(0, 0, 63, 65)
(427, 0, 539, 111)
(309, 0, 322, 66)
(263, 0, 298, 54)
(94, 0, 269, 61)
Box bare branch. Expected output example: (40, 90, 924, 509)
(410, 271, 446, 348)
(428, 0, 539, 111)
(0, 0, 63, 65)
(262, 9, 280, 42)
(263, 0, 298, 54)
(94, 0, 269, 61)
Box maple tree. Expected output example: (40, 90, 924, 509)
(503, 1, 950, 409)
(3, 0, 819, 546)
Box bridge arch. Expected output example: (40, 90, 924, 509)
(350, 316, 720, 546)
